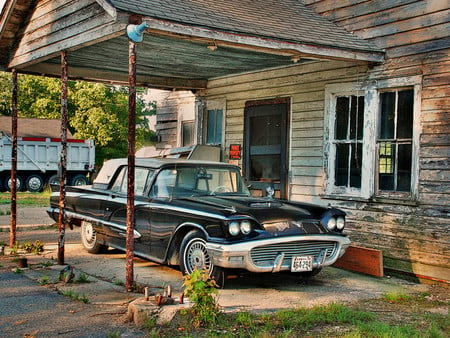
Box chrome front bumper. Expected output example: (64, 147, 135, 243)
(206, 235, 350, 273)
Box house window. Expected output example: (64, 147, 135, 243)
(325, 77, 420, 201)
(182, 120, 195, 146)
(206, 109, 223, 145)
(377, 89, 414, 193)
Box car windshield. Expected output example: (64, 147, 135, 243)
(149, 166, 250, 199)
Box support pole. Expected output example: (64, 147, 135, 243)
(58, 51, 68, 265)
(9, 69, 18, 248)
(126, 39, 137, 292)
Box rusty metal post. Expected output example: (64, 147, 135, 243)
(125, 39, 137, 292)
(9, 69, 18, 248)
(58, 51, 68, 265)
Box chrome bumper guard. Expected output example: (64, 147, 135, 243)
(206, 235, 350, 273)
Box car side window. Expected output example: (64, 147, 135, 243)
(149, 169, 177, 199)
(111, 167, 127, 192)
(111, 166, 153, 196)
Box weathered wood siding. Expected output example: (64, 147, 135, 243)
(8, 0, 123, 69)
(201, 0, 449, 282)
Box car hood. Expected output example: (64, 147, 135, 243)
(170, 195, 326, 223)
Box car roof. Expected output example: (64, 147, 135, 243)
(93, 157, 238, 185)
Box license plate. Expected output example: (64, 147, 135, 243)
(291, 256, 313, 272)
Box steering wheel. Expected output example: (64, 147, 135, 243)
(210, 185, 232, 195)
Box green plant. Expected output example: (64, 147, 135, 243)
(182, 268, 220, 328)
(10, 242, 19, 255)
(40, 261, 53, 267)
(22, 241, 34, 253)
(61, 290, 89, 303)
(14, 267, 23, 274)
(76, 272, 90, 283)
(33, 240, 44, 254)
(382, 291, 414, 304)
(39, 275, 50, 285)
(113, 278, 124, 286)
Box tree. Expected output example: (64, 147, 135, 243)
(0, 72, 156, 164)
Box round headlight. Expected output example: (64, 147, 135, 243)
(229, 221, 240, 236)
(240, 220, 252, 235)
(336, 216, 345, 230)
(326, 217, 337, 231)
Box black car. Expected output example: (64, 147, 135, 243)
(48, 158, 350, 285)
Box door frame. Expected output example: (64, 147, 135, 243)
(243, 97, 290, 199)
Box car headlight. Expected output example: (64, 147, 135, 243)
(240, 220, 252, 235)
(326, 217, 337, 231)
(229, 221, 240, 236)
(228, 219, 254, 236)
(336, 216, 345, 230)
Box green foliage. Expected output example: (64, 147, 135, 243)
(39, 275, 50, 286)
(382, 291, 414, 304)
(0, 72, 156, 165)
(21, 240, 44, 254)
(76, 272, 90, 283)
(61, 290, 89, 303)
(182, 268, 220, 327)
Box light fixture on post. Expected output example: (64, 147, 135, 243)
(127, 22, 149, 43)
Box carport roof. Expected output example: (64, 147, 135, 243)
(0, 0, 384, 89)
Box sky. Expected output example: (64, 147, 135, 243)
(0, 0, 5, 14)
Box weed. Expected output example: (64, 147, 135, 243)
(14, 267, 23, 274)
(22, 241, 34, 253)
(61, 290, 89, 303)
(113, 278, 124, 286)
(107, 332, 121, 338)
(10, 242, 19, 255)
(76, 272, 90, 283)
(182, 268, 220, 328)
(382, 291, 414, 304)
(40, 261, 53, 267)
(39, 275, 50, 285)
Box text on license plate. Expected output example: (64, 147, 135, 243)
(291, 256, 313, 272)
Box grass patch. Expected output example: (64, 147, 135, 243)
(0, 191, 51, 207)
(61, 290, 89, 303)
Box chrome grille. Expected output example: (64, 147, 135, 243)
(250, 240, 337, 267)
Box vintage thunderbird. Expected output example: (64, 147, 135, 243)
(47, 158, 350, 285)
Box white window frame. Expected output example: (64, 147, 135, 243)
(324, 76, 421, 201)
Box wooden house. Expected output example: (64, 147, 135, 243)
(0, 0, 448, 283)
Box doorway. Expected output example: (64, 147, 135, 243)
(244, 98, 289, 199)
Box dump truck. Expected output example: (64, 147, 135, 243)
(0, 117, 95, 192)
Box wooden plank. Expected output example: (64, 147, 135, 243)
(333, 245, 384, 277)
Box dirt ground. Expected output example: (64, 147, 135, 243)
(0, 207, 448, 336)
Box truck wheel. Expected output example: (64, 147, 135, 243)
(70, 174, 89, 186)
(5, 175, 23, 192)
(80, 221, 107, 254)
(46, 174, 60, 187)
(179, 230, 225, 287)
(26, 174, 44, 192)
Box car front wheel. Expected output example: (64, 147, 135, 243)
(179, 230, 225, 287)
(80, 221, 107, 254)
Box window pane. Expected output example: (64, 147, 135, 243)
(215, 109, 223, 144)
(335, 97, 349, 140)
(397, 90, 413, 139)
(182, 121, 194, 146)
(380, 92, 395, 139)
(250, 154, 281, 181)
(349, 143, 362, 188)
(250, 115, 282, 146)
(379, 142, 396, 191)
(350, 96, 364, 140)
(397, 144, 412, 191)
(335, 144, 349, 187)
